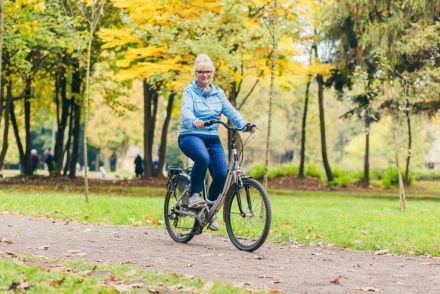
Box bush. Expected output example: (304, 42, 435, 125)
(268, 164, 298, 180)
(413, 170, 440, 181)
(305, 164, 322, 178)
(351, 170, 364, 183)
(381, 168, 414, 188)
(328, 167, 352, 188)
(248, 163, 299, 180)
(248, 163, 265, 180)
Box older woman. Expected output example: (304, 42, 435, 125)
(178, 54, 255, 230)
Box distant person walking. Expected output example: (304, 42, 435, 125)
(134, 154, 143, 178)
(30, 149, 39, 173)
(44, 150, 54, 175)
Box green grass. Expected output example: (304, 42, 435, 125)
(0, 253, 257, 293)
(0, 186, 439, 256)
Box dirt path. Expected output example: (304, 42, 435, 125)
(1, 213, 439, 293)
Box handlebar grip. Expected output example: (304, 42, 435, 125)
(244, 123, 256, 131)
(204, 120, 215, 127)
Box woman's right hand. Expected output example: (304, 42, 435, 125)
(194, 120, 205, 128)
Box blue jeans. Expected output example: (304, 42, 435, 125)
(178, 134, 228, 201)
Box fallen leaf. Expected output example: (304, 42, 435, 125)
(109, 274, 118, 281)
(110, 284, 132, 292)
(51, 266, 72, 273)
(374, 249, 389, 255)
(48, 277, 65, 287)
(330, 276, 342, 284)
(124, 270, 137, 277)
(130, 282, 144, 288)
(258, 275, 274, 279)
(18, 281, 31, 290)
(6, 252, 17, 258)
(355, 286, 380, 292)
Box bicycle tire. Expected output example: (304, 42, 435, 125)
(223, 178, 271, 252)
(164, 190, 198, 243)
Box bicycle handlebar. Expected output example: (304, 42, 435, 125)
(203, 120, 256, 132)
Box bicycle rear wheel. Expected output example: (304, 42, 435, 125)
(223, 178, 271, 252)
(164, 189, 198, 243)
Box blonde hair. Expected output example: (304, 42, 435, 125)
(194, 54, 215, 74)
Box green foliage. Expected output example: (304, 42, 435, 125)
(248, 163, 299, 180)
(248, 163, 265, 180)
(414, 170, 440, 181)
(330, 167, 352, 188)
(268, 164, 298, 180)
(381, 168, 415, 188)
(304, 164, 322, 179)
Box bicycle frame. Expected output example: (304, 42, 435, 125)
(204, 129, 245, 226)
(169, 123, 250, 230)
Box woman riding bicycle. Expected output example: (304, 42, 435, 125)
(178, 54, 255, 230)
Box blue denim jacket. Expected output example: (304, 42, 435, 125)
(179, 80, 247, 135)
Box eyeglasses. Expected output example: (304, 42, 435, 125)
(196, 70, 212, 75)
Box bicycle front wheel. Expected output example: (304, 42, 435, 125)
(223, 178, 271, 252)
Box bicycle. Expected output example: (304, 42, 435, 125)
(164, 120, 272, 252)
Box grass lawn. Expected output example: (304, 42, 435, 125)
(0, 253, 256, 293)
(0, 185, 439, 256)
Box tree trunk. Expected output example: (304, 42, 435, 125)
(0, 81, 12, 169)
(394, 117, 406, 211)
(69, 65, 82, 178)
(10, 101, 26, 169)
(62, 101, 74, 176)
(157, 93, 175, 178)
(263, 0, 278, 188)
(69, 101, 81, 178)
(298, 46, 315, 178)
(0, 0, 4, 117)
(143, 80, 158, 179)
(83, 35, 93, 203)
(298, 78, 311, 178)
(316, 74, 334, 182)
(54, 67, 70, 176)
(404, 113, 412, 185)
(23, 79, 32, 176)
(362, 115, 370, 186)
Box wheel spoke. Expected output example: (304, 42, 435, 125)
(225, 180, 270, 251)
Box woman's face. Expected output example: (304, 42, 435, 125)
(195, 64, 213, 88)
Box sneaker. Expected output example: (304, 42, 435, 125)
(188, 193, 206, 209)
(208, 215, 220, 231)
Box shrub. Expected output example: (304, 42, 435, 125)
(381, 168, 415, 188)
(351, 170, 364, 183)
(268, 164, 298, 180)
(248, 163, 299, 180)
(305, 164, 322, 178)
(327, 167, 352, 188)
(248, 163, 265, 180)
(413, 170, 440, 181)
